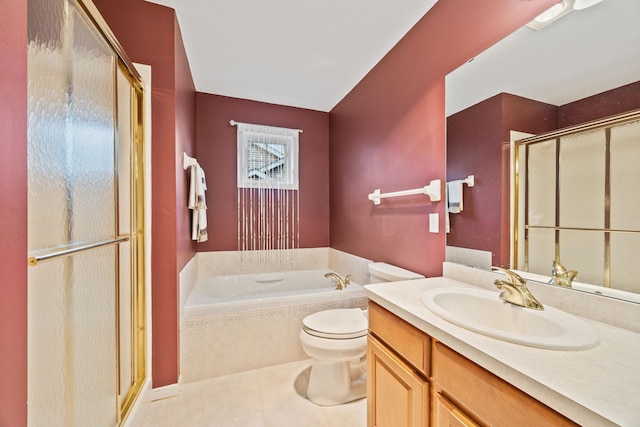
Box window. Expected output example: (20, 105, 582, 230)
(235, 122, 299, 190)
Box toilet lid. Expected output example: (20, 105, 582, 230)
(302, 308, 368, 339)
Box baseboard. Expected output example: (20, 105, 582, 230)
(151, 376, 182, 401)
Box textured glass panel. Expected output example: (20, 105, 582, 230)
(68, 5, 116, 243)
(516, 144, 527, 269)
(28, 1, 118, 426)
(69, 246, 117, 426)
(119, 241, 132, 397)
(28, 0, 64, 50)
(117, 68, 133, 396)
(27, 247, 117, 427)
(526, 228, 554, 274)
(559, 230, 604, 287)
(610, 120, 640, 230)
(117, 69, 132, 236)
(27, 0, 70, 252)
(27, 259, 66, 427)
(28, 0, 116, 250)
(527, 140, 556, 227)
(27, 1, 69, 424)
(610, 232, 640, 294)
(559, 130, 605, 229)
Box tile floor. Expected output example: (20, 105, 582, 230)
(142, 359, 367, 427)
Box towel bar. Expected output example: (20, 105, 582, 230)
(368, 179, 442, 205)
(28, 235, 130, 266)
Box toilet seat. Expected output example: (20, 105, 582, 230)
(302, 308, 367, 339)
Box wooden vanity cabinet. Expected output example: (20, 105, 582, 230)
(433, 393, 481, 427)
(367, 336, 430, 427)
(367, 302, 431, 427)
(367, 302, 579, 427)
(432, 342, 578, 427)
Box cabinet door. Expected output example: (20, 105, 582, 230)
(433, 342, 578, 427)
(367, 336, 429, 427)
(434, 393, 481, 427)
(368, 302, 431, 377)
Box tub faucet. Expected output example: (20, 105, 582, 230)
(324, 272, 350, 290)
(549, 260, 578, 288)
(493, 267, 544, 310)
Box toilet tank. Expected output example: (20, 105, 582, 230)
(368, 262, 425, 284)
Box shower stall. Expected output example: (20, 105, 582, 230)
(27, 0, 146, 424)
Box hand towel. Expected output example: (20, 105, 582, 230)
(444, 183, 451, 233)
(188, 164, 208, 242)
(447, 180, 464, 214)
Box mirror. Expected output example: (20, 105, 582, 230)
(445, 0, 640, 303)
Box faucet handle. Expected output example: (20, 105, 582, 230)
(492, 267, 544, 310)
(344, 274, 351, 286)
(551, 260, 578, 288)
(492, 267, 527, 287)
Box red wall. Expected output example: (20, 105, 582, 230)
(93, 0, 196, 387)
(0, 1, 28, 425)
(329, 0, 557, 277)
(559, 80, 640, 128)
(447, 94, 558, 266)
(175, 18, 198, 268)
(195, 94, 330, 251)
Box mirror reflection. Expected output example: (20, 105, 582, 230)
(445, 0, 640, 303)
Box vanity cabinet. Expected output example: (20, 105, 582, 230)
(367, 302, 578, 427)
(367, 302, 430, 427)
(432, 342, 578, 427)
(433, 393, 480, 427)
(367, 336, 430, 427)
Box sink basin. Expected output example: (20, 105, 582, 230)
(422, 287, 599, 350)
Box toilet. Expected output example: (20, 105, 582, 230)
(299, 262, 425, 406)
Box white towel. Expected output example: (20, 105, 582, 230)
(447, 180, 464, 214)
(444, 183, 451, 233)
(188, 164, 208, 242)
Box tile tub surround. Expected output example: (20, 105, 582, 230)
(179, 248, 372, 383)
(180, 297, 368, 383)
(180, 248, 373, 312)
(365, 276, 640, 427)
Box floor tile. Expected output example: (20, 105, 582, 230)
(201, 411, 265, 427)
(142, 360, 366, 427)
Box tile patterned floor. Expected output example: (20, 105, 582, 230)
(142, 360, 367, 427)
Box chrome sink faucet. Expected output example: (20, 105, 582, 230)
(324, 272, 350, 290)
(493, 267, 544, 310)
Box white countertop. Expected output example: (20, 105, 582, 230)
(365, 277, 640, 427)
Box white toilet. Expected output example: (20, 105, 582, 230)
(299, 262, 425, 406)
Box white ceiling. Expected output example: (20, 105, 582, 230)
(446, 0, 640, 116)
(146, 0, 639, 115)
(146, 0, 438, 112)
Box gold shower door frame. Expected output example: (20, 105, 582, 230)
(26, 0, 147, 424)
(512, 108, 640, 292)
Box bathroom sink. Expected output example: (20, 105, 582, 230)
(422, 287, 599, 350)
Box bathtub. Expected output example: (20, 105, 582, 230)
(184, 269, 366, 315)
(180, 269, 368, 382)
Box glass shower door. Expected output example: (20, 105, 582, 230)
(27, 0, 131, 425)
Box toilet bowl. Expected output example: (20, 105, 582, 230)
(299, 262, 425, 406)
(299, 308, 368, 406)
